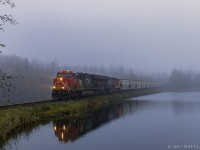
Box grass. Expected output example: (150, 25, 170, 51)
(0, 88, 162, 146)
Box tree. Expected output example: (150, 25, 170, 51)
(0, 70, 18, 103)
(0, 0, 18, 51)
(0, 0, 18, 103)
(169, 69, 193, 89)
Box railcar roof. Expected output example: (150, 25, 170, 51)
(77, 72, 109, 80)
(120, 79, 151, 82)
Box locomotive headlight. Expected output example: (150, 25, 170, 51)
(61, 132, 64, 140)
(60, 78, 63, 81)
(52, 86, 56, 89)
(62, 86, 65, 89)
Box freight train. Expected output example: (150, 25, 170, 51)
(52, 70, 158, 99)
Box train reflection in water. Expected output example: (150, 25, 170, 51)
(53, 100, 149, 143)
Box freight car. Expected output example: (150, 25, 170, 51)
(52, 70, 158, 100)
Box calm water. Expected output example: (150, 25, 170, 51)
(4, 92, 200, 150)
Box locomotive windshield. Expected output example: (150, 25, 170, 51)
(57, 73, 63, 77)
(57, 73, 73, 78)
(64, 74, 73, 78)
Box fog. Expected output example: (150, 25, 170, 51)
(0, 54, 199, 104)
(0, 54, 160, 104)
(168, 69, 200, 89)
(1, 0, 200, 73)
(0, 55, 54, 104)
(1, 0, 200, 103)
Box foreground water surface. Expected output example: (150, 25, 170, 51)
(4, 92, 200, 150)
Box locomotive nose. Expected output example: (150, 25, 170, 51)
(53, 77, 70, 90)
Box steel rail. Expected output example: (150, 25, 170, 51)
(0, 99, 57, 109)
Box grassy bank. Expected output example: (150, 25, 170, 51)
(0, 89, 162, 144)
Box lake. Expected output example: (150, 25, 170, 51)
(3, 92, 200, 150)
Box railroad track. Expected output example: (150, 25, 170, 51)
(0, 94, 100, 109)
(0, 99, 58, 109)
(0, 88, 164, 110)
(0, 95, 103, 109)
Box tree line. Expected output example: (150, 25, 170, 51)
(2, 54, 200, 104)
(0, 55, 57, 104)
(168, 69, 200, 89)
(0, 54, 160, 104)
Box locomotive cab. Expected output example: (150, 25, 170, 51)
(53, 70, 76, 90)
(52, 70, 81, 99)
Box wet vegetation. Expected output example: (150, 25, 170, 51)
(0, 89, 161, 148)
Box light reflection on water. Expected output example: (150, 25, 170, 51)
(53, 101, 139, 143)
(4, 92, 200, 150)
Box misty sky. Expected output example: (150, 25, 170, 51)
(1, 0, 200, 73)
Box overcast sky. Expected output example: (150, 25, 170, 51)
(1, 0, 200, 74)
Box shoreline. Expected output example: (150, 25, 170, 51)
(165, 88, 200, 92)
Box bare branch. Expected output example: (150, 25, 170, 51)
(0, 44, 5, 47)
(0, 72, 22, 103)
(0, 43, 5, 49)
(0, 0, 15, 7)
(0, 0, 17, 48)
(0, 23, 4, 31)
(0, 15, 18, 25)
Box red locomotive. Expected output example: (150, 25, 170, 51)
(52, 70, 121, 99)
